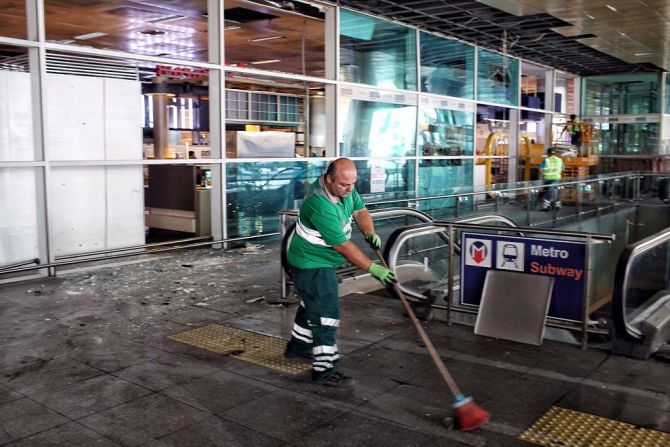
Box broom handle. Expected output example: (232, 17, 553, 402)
(374, 248, 462, 397)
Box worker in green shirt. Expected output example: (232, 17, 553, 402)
(539, 147, 564, 211)
(284, 158, 396, 387)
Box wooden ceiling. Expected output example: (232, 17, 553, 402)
(2, 0, 665, 77)
(0, 0, 326, 77)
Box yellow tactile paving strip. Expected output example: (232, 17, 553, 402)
(519, 406, 670, 447)
(168, 324, 311, 375)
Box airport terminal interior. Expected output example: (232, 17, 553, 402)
(1, 0, 670, 445)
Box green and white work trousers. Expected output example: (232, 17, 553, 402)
(543, 179, 562, 210)
(286, 266, 341, 379)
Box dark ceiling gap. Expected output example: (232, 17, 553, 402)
(338, 0, 660, 75)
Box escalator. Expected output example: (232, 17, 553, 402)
(279, 190, 670, 358)
(382, 213, 521, 306)
(611, 228, 670, 359)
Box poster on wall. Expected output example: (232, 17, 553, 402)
(370, 160, 386, 193)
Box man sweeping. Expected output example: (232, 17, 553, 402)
(284, 158, 396, 387)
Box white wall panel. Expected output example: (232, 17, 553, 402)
(0, 168, 40, 264)
(50, 166, 106, 255)
(50, 166, 145, 256)
(105, 166, 144, 248)
(0, 71, 35, 161)
(46, 74, 105, 160)
(104, 78, 142, 160)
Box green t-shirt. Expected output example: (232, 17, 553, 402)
(287, 176, 365, 269)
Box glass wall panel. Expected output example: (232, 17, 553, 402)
(353, 159, 415, 203)
(0, 1, 27, 40)
(144, 163, 215, 243)
(419, 33, 474, 99)
(665, 74, 670, 114)
(418, 106, 474, 157)
(476, 105, 511, 187)
(418, 160, 473, 213)
(521, 61, 549, 111)
(45, 52, 215, 161)
(419, 159, 472, 198)
(597, 122, 659, 155)
(225, 74, 327, 158)
(555, 72, 578, 115)
(50, 165, 145, 256)
(339, 97, 417, 157)
(45, 0, 210, 62)
(339, 9, 417, 90)
(0, 45, 38, 161)
(226, 160, 327, 238)
(224, 0, 328, 78)
(584, 73, 660, 115)
(520, 112, 551, 182)
(0, 167, 43, 269)
(520, 111, 550, 147)
(476, 48, 518, 106)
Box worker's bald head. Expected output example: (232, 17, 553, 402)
(324, 158, 357, 199)
(326, 158, 356, 180)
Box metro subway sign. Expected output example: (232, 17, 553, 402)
(461, 232, 586, 321)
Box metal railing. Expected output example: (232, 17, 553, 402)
(279, 207, 436, 299)
(386, 221, 615, 349)
(3, 171, 660, 283)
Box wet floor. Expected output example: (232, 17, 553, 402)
(0, 243, 668, 446)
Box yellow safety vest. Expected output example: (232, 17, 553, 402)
(567, 121, 581, 134)
(543, 156, 563, 180)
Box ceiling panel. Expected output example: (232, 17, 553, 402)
(0, 0, 665, 77)
(337, 0, 664, 75)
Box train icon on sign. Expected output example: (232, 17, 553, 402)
(502, 244, 519, 268)
(496, 241, 525, 271)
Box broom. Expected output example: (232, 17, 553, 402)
(373, 248, 490, 431)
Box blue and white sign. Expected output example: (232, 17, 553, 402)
(461, 232, 586, 321)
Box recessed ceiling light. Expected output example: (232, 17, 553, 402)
(586, 13, 595, 19)
(225, 26, 241, 31)
(606, 4, 617, 12)
(73, 32, 108, 40)
(140, 29, 166, 36)
(146, 14, 185, 24)
(249, 35, 283, 42)
(635, 52, 653, 56)
(250, 59, 281, 65)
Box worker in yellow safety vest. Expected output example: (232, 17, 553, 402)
(560, 114, 582, 150)
(539, 147, 564, 211)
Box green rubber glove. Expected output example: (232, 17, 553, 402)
(368, 263, 397, 286)
(365, 232, 382, 250)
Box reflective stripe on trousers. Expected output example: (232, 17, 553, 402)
(285, 266, 341, 378)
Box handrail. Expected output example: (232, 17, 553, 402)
(384, 219, 614, 347)
(278, 207, 439, 299)
(364, 171, 646, 208)
(383, 213, 522, 302)
(0, 258, 40, 272)
(0, 232, 278, 276)
(53, 236, 212, 260)
(427, 222, 615, 241)
(612, 227, 670, 341)
(278, 207, 435, 223)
